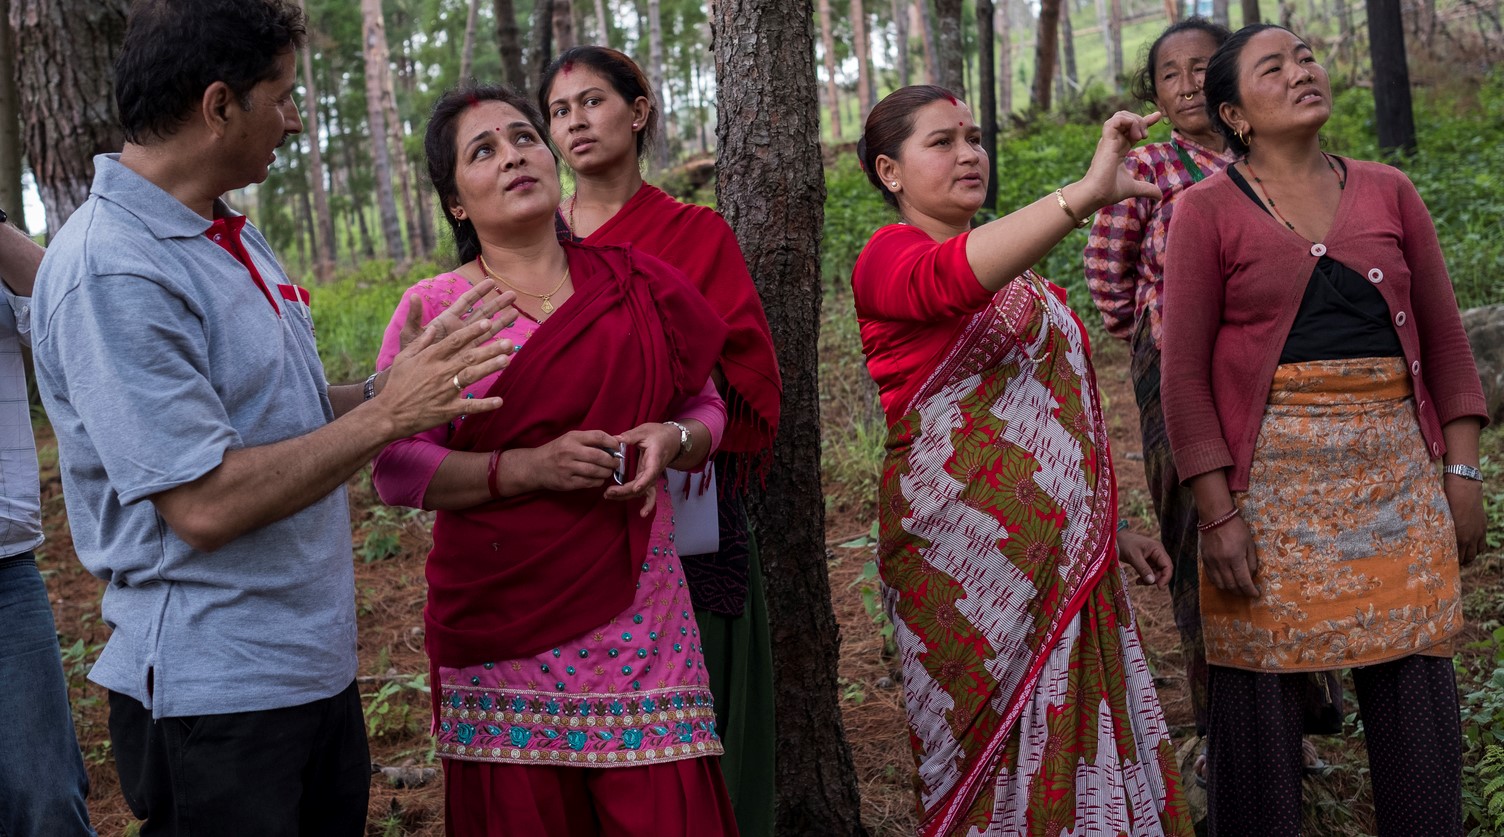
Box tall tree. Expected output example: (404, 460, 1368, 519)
(360, 0, 406, 261)
(10, 0, 128, 236)
(849, 0, 877, 122)
(1242, 0, 1261, 23)
(934, 0, 965, 94)
(1059, 0, 1077, 98)
(647, 0, 670, 168)
(460, 0, 481, 81)
(528, 0, 553, 90)
(892, 0, 911, 86)
(712, 0, 867, 830)
(0, 0, 25, 232)
(977, 0, 998, 209)
(998, 0, 1013, 115)
(297, 0, 335, 279)
(914, 0, 939, 84)
(594, 0, 612, 43)
(818, 0, 843, 139)
(1366, 0, 1416, 155)
(1095, 0, 1122, 89)
(1032, 0, 1062, 111)
(553, 0, 576, 52)
(1211, 0, 1231, 25)
(493, 0, 526, 89)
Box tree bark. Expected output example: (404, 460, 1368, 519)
(711, 0, 868, 831)
(10, 0, 127, 237)
(849, 0, 877, 123)
(977, 0, 998, 210)
(998, 0, 1013, 116)
(892, 0, 911, 87)
(934, 0, 966, 95)
(387, 42, 434, 255)
(1366, 0, 1416, 156)
(1212, 0, 1231, 25)
(296, 0, 336, 280)
(0, 0, 25, 232)
(1032, 0, 1061, 111)
(914, 0, 940, 84)
(1060, 0, 1077, 98)
(1165, 0, 1180, 23)
(493, 0, 526, 89)
(647, 0, 670, 168)
(1242, 0, 1261, 24)
(460, 0, 481, 81)
(818, 0, 843, 139)
(360, 0, 406, 261)
(553, 0, 576, 53)
(594, 0, 612, 43)
(528, 0, 553, 92)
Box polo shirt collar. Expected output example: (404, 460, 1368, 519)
(90, 153, 241, 241)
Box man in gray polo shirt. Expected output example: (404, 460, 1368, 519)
(31, 1, 512, 833)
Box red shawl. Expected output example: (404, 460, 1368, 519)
(424, 241, 728, 667)
(581, 185, 781, 458)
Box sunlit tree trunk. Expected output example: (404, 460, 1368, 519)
(460, 0, 481, 81)
(850, 0, 876, 122)
(594, 0, 612, 43)
(10, 0, 127, 236)
(360, 0, 405, 261)
(818, 0, 843, 139)
(998, 0, 1013, 115)
(646, 0, 670, 168)
(892, 0, 911, 86)
(1060, 0, 1076, 99)
(493, 0, 526, 89)
(914, 0, 939, 84)
(711, 0, 869, 828)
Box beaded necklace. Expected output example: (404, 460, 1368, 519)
(1242, 152, 1346, 232)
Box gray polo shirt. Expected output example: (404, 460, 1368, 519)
(33, 155, 356, 718)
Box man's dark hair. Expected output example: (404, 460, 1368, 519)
(115, 0, 307, 144)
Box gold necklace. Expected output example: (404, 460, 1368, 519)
(478, 253, 571, 315)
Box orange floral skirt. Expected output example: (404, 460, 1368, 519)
(1203, 357, 1462, 672)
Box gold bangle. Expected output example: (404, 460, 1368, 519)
(1054, 188, 1090, 229)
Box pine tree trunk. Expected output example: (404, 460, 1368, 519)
(1242, 0, 1260, 24)
(493, 0, 526, 89)
(977, 0, 998, 210)
(1164, 0, 1180, 23)
(594, 0, 612, 43)
(553, 0, 576, 52)
(296, 0, 336, 279)
(1212, 0, 1231, 25)
(1366, 0, 1416, 155)
(529, 0, 554, 91)
(914, 0, 940, 84)
(386, 47, 435, 255)
(10, 0, 127, 237)
(1095, 0, 1122, 89)
(849, 0, 876, 123)
(934, 0, 966, 95)
(998, 0, 1013, 116)
(892, 0, 911, 86)
(647, 0, 670, 169)
(711, 0, 868, 830)
(0, 0, 26, 232)
(360, 0, 406, 261)
(1060, 0, 1077, 97)
(1033, 0, 1061, 111)
(818, 0, 843, 139)
(460, 0, 481, 81)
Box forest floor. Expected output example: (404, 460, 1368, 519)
(40, 319, 1504, 836)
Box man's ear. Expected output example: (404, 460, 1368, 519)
(201, 81, 236, 139)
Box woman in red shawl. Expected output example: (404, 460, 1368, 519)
(371, 85, 738, 836)
(539, 46, 781, 837)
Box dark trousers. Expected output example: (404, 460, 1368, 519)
(109, 681, 370, 836)
(1206, 655, 1461, 837)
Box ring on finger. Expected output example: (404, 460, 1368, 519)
(452, 373, 465, 393)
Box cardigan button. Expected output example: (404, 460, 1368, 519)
(1394, 311, 1407, 326)
(1411, 360, 1421, 375)
(1311, 243, 1327, 257)
(1432, 442, 1441, 456)
(1419, 400, 1427, 412)
(1368, 268, 1383, 283)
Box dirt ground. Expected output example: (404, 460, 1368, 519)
(39, 328, 1502, 836)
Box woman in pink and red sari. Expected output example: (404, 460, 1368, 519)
(851, 85, 1193, 836)
(371, 84, 737, 836)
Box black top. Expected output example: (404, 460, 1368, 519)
(1227, 164, 1403, 364)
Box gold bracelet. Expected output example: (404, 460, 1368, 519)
(1054, 188, 1090, 229)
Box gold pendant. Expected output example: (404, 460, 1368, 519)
(540, 297, 555, 314)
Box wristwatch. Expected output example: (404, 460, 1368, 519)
(664, 420, 692, 457)
(363, 372, 380, 401)
(1443, 463, 1484, 482)
(0, 207, 8, 225)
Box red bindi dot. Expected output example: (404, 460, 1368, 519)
(562, 60, 575, 74)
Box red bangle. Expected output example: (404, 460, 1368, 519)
(486, 449, 504, 499)
(1196, 506, 1241, 533)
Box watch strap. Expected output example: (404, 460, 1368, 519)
(1443, 463, 1483, 482)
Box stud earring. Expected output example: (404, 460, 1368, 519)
(889, 181, 898, 188)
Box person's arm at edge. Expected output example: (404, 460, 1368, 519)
(0, 221, 43, 297)
(1084, 156, 1152, 341)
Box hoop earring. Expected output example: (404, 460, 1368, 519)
(1235, 128, 1249, 146)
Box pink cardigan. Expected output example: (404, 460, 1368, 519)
(1161, 158, 1487, 491)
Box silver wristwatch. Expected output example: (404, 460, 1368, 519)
(1443, 463, 1484, 482)
(664, 420, 692, 457)
(363, 372, 380, 401)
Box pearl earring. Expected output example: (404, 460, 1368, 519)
(889, 181, 898, 188)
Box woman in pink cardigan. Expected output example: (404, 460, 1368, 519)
(1161, 23, 1487, 837)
